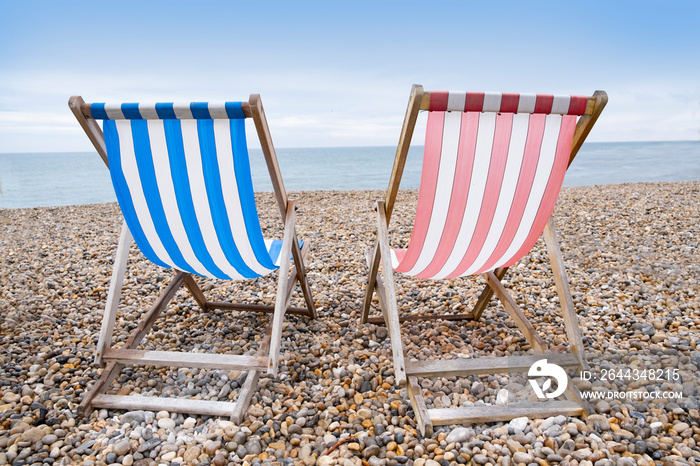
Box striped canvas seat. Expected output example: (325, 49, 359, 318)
(391, 92, 588, 279)
(91, 102, 287, 280)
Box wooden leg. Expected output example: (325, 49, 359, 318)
(285, 241, 311, 313)
(364, 247, 390, 325)
(564, 378, 593, 415)
(231, 324, 272, 423)
(470, 267, 508, 321)
(291, 232, 316, 319)
(80, 271, 188, 417)
(407, 376, 433, 437)
(362, 239, 381, 324)
(77, 361, 124, 417)
(543, 218, 587, 369)
(268, 200, 296, 376)
(376, 201, 407, 386)
(95, 222, 132, 366)
(184, 274, 208, 312)
(485, 271, 547, 352)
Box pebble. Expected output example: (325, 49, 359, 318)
(20, 426, 46, 443)
(157, 417, 175, 429)
(512, 451, 533, 463)
(183, 445, 201, 462)
(204, 439, 221, 455)
(121, 411, 146, 424)
(113, 439, 131, 456)
(508, 417, 529, 433)
(244, 438, 262, 455)
(446, 427, 474, 444)
(1, 184, 699, 464)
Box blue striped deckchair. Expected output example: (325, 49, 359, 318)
(69, 95, 315, 421)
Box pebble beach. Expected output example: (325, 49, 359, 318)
(1, 181, 699, 466)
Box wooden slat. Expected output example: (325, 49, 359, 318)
(562, 376, 593, 416)
(68, 96, 109, 167)
(385, 84, 424, 222)
(406, 353, 581, 378)
(184, 274, 209, 312)
(267, 200, 296, 375)
(291, 234, 316, 319)
(249, 94, 288, 221)
(95, 222, 132, 366)
(543, 219, 587, 369)
(361, 240, 381, 323)
(419, 92, 598, 116)
(92, 394, 235, 417)
(376, 201, 407, 385)
(287, 238, 315, 318)
(407, 376, 432, 437)
(77, 101, 252, 121)
(77, 361, 124, 417)
(485, 271, 547, 352)
(364, 246, 389, 325)
(231, 325, 272, 424)
(205, 302, 310, 316)
(471, 267, 508, 321)
(419, 92, 431, 110)
(363, 84, 422, 321)
(569, 90, 608, 166)
(366, 312, 476, 325)
(102, 349, 267, 371)
(428, 400, 584, 426)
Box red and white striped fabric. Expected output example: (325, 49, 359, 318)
(391, 91, 587, 279)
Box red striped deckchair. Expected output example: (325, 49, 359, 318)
(69, 95, 315, 421)
(362, 85, 607, 435)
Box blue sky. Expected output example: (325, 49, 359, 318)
(1, 1, 699, 153)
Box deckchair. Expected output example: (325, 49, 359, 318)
(362, 85, 607, 435)
(69, 95, 315, 421)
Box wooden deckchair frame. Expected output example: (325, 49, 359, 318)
(69, 95, 316, 421)
(361, 85, 607, 435)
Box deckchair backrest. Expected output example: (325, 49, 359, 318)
(394, 91, 588, 280)
(90, 102, 276, 280)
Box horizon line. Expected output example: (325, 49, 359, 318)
(2, 139, 700, 156)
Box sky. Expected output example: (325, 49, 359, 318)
(1, 0, 699, 153)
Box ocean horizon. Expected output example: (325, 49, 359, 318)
(1, 141, 699, 209)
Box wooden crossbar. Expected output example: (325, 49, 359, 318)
(92, 394, 237, 417)
(102, 349, 268, 371)
(418, 93, 601, 114)
(205, 302, 311, 316)
(75, 101, 255, 121)
(428, 401, 585, 427)
(366, 313, 475, 324)
(406, 353, 581, 379)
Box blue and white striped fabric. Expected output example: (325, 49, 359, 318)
(93, 101, 287, 280)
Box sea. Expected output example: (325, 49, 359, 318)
(0, 141, 699, 209)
